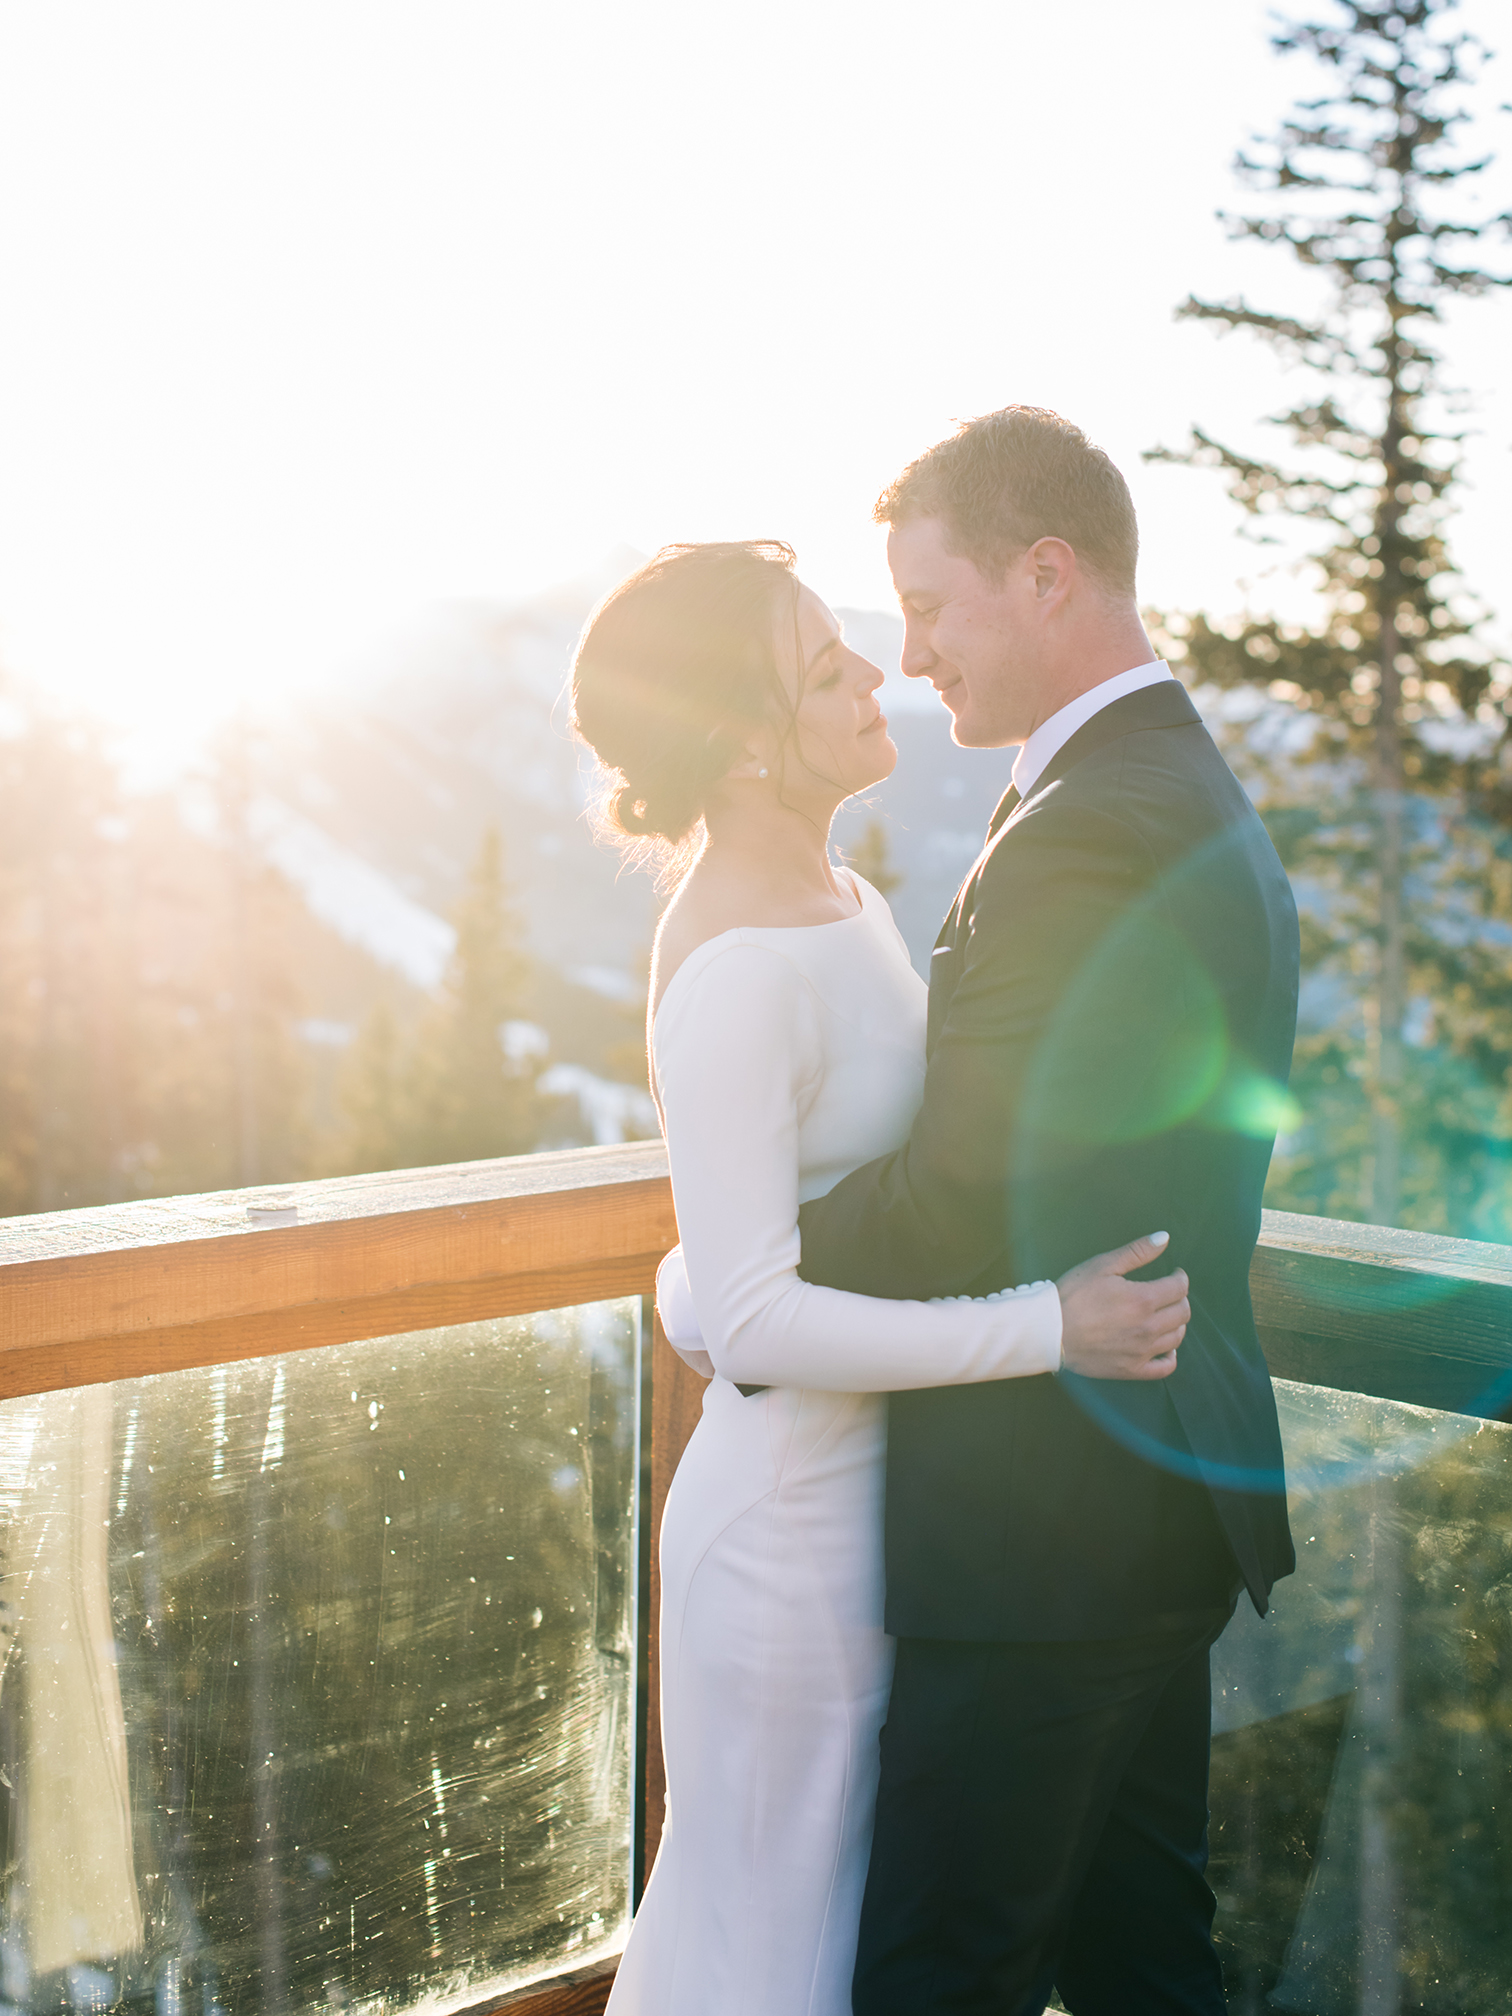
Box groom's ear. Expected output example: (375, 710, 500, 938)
(1027, 537, 1077, 614)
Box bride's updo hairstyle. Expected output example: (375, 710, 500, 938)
(570, 541, 800, 881)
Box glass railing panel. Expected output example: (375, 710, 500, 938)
(1209, 1377, 1512, 2014)
(0, 1298, 641, 2016)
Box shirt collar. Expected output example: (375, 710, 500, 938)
(1010, 661, 1173, 801)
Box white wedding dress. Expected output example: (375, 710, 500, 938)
(605, 874, 1062, 2016)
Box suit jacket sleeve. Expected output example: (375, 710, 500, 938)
(798, 794, 1160, 1298)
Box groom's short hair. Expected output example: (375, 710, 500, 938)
(875, 406, 1138, 597)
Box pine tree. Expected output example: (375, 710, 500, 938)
(0, 700, 321, 1213)
(604, 950, 652, 1093)
(846, 820, 904, 897)
(333, 1001, 408, 1175)
(1150, 0, 1511, 1227)
(156, 726, 314, 1196)
(0, 710, 145, 1213)
(403, 827, 540, 1167)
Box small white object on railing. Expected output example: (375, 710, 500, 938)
(245, 1198, 299, 1228)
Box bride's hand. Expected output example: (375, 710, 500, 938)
(1055, 1232, 1189, 1381)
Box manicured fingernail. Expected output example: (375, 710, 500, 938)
(1150, 1231, 1169, 1246)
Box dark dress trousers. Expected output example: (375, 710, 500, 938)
(797, 679, 1300, 2013)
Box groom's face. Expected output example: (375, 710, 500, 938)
(887, 516, 1040, 748)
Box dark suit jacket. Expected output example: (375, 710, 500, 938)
(798, 681, 1299, 1641)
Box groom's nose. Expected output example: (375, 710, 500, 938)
(900, 623, 936, 679)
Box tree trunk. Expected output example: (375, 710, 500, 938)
(34, 832, 66, 1213)
(1372, 604, 1405, 1229)
(223, 739, 262, 1189)
(1371, 367, 1408, 1230)
(1357, 1478, 1403, 2015)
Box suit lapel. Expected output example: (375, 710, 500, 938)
(987, 782, 1020, 839)
(1019, 678, 1202, 805)
(934, 781, 1017, 960)
(929, 680, 1205, 1008)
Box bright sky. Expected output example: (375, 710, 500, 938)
(0, 0, 1508, 743)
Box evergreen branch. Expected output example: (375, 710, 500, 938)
(1423, 258, 1512, 292)
(1176, 293, 1330, 346)
(1417, 153, 1495, 183)
(1146, 428, 1362, 529)
(1176, 291, 1354, 367)
(1269, 401, 1378, 460)
(1277, 117, 1362, 150)
(1417, 214, 1499, 236)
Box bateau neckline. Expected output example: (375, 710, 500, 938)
(650, 871, 871, 1034)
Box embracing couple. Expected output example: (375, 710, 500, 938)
(572, 407, 1300, 2016)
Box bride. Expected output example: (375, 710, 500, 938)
(570, 541, 1190, 2016)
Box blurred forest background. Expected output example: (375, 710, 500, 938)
(3, 0, 1511, 1245)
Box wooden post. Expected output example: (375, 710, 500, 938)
(641, 1311, 709, 1881)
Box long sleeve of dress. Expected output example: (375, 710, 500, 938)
(651, 940, 1061, 1392)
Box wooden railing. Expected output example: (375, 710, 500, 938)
(1250, 1207, 1512, 1418)
(0, 1142, 678, 2016)
(0, 1144, 676, 1402)
(3, 1143, 1510, 2015)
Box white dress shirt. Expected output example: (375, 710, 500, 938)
(1011, 660, 1173, 801)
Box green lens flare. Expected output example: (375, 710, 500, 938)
(1024, 918, 1234, 1150)
(1206, 1066, 1303, 1140)
(1017, 850, 1297, 1155)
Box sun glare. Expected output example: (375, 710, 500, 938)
(0, 0, 1506, 752)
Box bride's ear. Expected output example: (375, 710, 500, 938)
(713, 724, 777, 783)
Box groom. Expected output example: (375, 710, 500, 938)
(797, 407, 1299, 2014)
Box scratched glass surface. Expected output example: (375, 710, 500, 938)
(1206, 1379, 1512, 2015)
(0, 1299, 640, 2016)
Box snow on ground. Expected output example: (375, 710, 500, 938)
(250, 793, 456, 988)
(566, 965, 641, 1005)
(539, 1064, 657, 1147)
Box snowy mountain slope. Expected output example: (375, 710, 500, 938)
(249, 575, 1021, 999)
(250, 794, 457, 989)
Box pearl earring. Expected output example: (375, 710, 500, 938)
(758, 767, 769, 779)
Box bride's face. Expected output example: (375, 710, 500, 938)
(775, 585, 896, 805)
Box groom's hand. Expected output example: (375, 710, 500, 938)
(1055, 1232, 1189, 1380)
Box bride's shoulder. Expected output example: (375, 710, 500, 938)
(651, 867, 769, 1005)
(652, 878, 727, 1005)
(652, 914, 797, 1021)
(652, 888, 823, 1038)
